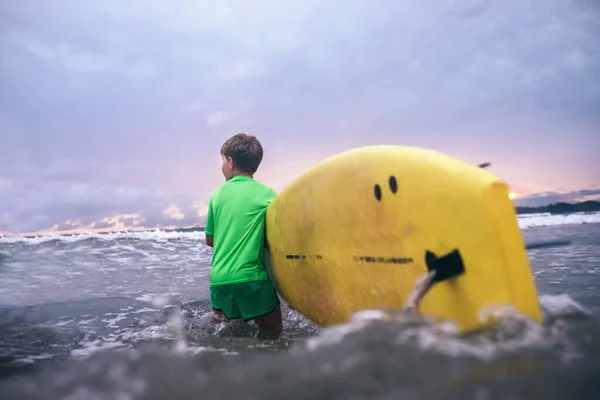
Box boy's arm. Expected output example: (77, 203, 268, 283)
(204, 197, 214, 247)
(263, 188, 277, 250)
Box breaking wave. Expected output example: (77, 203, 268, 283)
(1, 212, 598, 244)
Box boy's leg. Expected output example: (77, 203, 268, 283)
(232, 280, 283, 339)
(255, 303, 283, 339)
(212, 308, 227, 323)
(210, 285, 241, 322)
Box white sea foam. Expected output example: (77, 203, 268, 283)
(0, 229, 206, 244)
(1, 212, 598, 244)
(71, 339, 127, 359)
(302, 294, 589, 362)
(538, 293, 592, 318)
(517, 212, 600, 229)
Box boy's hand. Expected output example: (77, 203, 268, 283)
(205, 235, 214, 247)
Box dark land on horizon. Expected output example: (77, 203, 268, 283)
(515, 200, 600, 215)
(14, 201, 600, 238)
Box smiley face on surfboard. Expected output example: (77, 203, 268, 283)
(264, 145, 543, 332)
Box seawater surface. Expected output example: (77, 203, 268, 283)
(0, 211, 599, 399)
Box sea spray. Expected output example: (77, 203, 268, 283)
(153, 294, 188, 353)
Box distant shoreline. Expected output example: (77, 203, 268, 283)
(515, 200, 600, 215)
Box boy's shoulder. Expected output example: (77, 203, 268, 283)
(252, 179, 277, 200)
(210, 178, 276, 201)
(248, 178, 276, 194)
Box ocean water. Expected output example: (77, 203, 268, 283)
(0, 212, 599, 399)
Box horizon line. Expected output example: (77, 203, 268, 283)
(3, 199, 599, 239)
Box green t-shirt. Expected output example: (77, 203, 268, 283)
(204, 176, 277, 287)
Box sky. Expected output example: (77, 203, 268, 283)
(0, 0, 599, 235)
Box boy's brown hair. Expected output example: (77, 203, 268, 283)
(220, 133, 264, 173)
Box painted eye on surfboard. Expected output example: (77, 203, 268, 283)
(374, 175, 398, 201)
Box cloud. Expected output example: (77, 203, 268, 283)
(514, 189, 600, 207)
(218, 60, 266, 82)
(0, 0, 598, 234)
(0, 171, 206, 234)
(162, 204, 184, 220)
(6, 26, 158, 79)
(5, 0, 597, 120)
(206, 111, 233, 128)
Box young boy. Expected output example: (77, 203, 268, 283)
(204, 133, 283, 338)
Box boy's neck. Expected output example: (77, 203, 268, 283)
(231, 171, 254, 179)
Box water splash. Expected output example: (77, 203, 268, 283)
(153, 295, 188, 354)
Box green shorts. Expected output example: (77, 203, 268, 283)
(210, 280, 280, 321)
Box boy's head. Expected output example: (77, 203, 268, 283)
(220, 133, 264, 180)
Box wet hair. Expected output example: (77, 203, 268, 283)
(220, 133, 264, 173)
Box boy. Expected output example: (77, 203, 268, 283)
(204, 133, 283, 339)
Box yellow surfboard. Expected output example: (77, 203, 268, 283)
(265, 145, 542, 333)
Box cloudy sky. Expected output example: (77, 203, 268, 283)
(1, 0, 599, 234)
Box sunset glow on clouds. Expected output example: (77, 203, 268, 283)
(1, 0, 599, 235)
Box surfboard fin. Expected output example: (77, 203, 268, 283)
(425, 249, 466, 283)
(403, 249, 466, 315)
